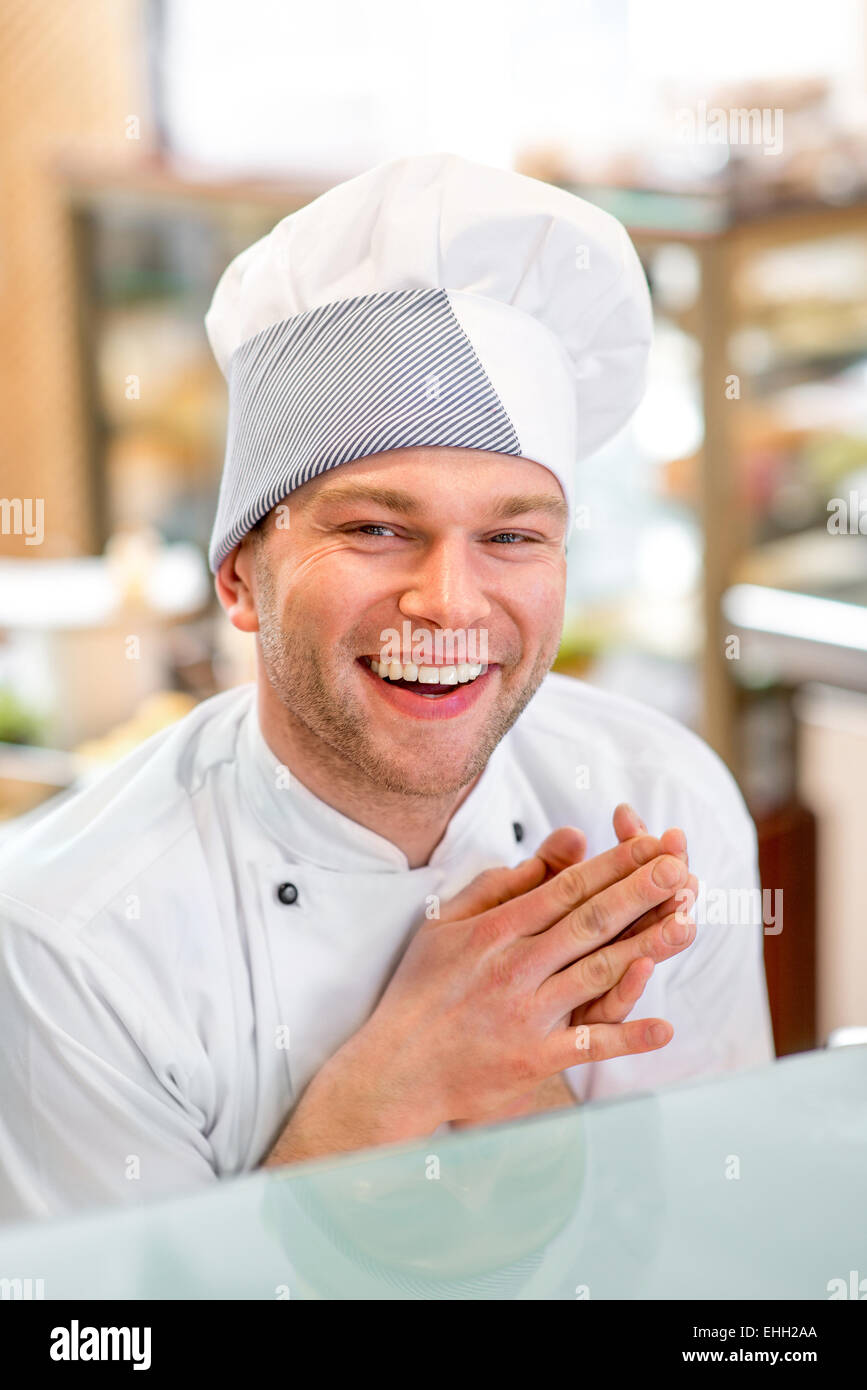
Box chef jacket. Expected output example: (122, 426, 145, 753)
(0, 673, 775, 1223)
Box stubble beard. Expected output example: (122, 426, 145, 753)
(254, 551, 558, 798)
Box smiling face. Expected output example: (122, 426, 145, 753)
(220, 446, 569, 798)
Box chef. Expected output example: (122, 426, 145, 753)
(0, 152, 775, 1223)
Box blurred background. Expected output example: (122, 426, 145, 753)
(2, 0, 867, 1058)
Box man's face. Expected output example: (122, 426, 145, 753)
(233, 447, 568, 797)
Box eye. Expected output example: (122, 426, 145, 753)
(487, 531, 532, 544)
(355, 523, 399, 537)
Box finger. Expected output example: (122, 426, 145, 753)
(534, 825, 588, 878)
(547, 1015, 674, 1072)
(602, 830, 692, 946)
(580, 956, 655, 1026)
(488, 832, 667, 940)
(613, 803, 647, 839)
(607, 813, 690, 934)
(613, 805, 688, 870)
(438, 826, 587, 922)
(610, 873, 697, 943)
(661, 826, 688, 863)
(540, 905, 696, 1017)
(531, 853, 691, 976)
(438, 858, 546, 923)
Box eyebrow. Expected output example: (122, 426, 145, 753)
(487, 493, 569, 524)
(311, 483, 569, 525)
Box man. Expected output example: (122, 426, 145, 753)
(0, 153, 774, 1222)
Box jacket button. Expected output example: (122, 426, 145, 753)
(512, 821, 524, 843)
(276, 882, 299, 905)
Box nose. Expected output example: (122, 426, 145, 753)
(397, 537, 491, 632)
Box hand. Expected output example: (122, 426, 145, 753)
(331, 807, 699, 1133)
(449, 804, 697, 1128)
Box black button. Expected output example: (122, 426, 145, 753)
(512, 822, 524, 843)
(276, 882, 299, 905)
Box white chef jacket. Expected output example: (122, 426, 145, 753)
(0, 673, 775, 1223)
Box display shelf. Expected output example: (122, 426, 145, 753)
(566, 181, 867, 778)
(57, 154, 328, 559)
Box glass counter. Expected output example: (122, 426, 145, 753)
(0, 1044, 864, 1300)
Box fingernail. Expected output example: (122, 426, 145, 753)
(652, 856, 684, 888)
(630, 805, 648, 831)
(646, 1022, 669, 1046)
(668, 828, 687, 859)
(662, 916, 690, 945)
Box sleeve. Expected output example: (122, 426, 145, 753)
(656, 803, 777, 1075)
(0, 894, 219, 1224)
(561, 755, 776, 1104)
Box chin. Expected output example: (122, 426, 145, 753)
(359, 741, 486, 798)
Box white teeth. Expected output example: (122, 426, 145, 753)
(366, 656, 488, 686)
(414, 665, 471, 685)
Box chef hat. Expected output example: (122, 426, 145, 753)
(204, 151, 653, 573)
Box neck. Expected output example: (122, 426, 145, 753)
(255, 682, 478, 869)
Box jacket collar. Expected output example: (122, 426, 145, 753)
(237, 688, 516, 874)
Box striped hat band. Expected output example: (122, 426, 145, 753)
(207, 285, 577, 572)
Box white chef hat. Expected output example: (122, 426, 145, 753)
(204, 151, 653, 573)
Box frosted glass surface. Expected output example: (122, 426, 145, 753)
(0, 1046, 864, 1300)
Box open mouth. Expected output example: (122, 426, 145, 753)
(360, 654, 490, 700)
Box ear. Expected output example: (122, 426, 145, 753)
(215, 539, 260, 634)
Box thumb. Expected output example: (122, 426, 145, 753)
(438, 825, 587, 922)
(533, 825, 588, 877)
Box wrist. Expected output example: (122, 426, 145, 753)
(325, 1024, 444, 1143)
